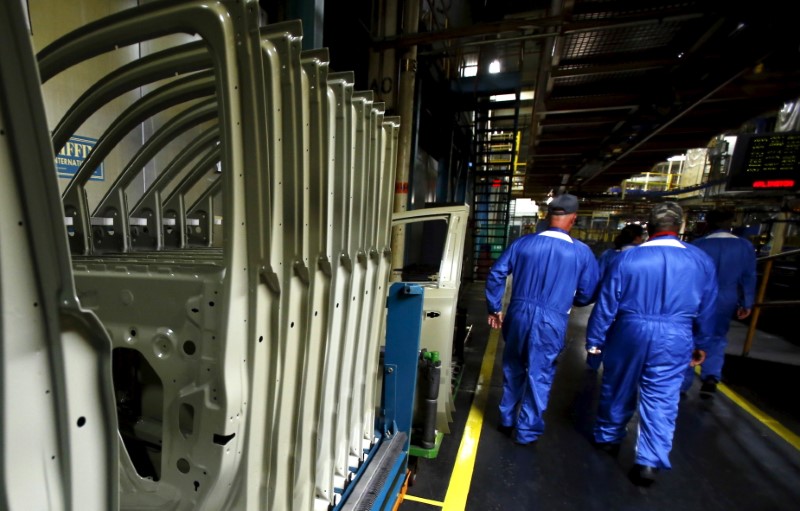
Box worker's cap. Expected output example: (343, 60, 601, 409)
(648, 201, 683, 227)
(548, 194, 579, 215)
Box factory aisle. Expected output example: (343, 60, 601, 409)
(399, 282, 800, 511)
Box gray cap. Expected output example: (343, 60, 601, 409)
(548, 194, 579, 215)
(649, 201, 683, 228)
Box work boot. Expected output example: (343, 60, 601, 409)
(496, 424, 513, 437)
(700, 378, 718, 399)
(628, 464, 659, 487)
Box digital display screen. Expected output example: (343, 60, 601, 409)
(727, 131, 800, 190)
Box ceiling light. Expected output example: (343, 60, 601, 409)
(492, 93, 516, 102)
(489, 59, 501, 74)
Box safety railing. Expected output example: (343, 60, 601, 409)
(742, 247, 800, 356)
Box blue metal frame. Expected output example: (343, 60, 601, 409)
(334, 282, 424, 510)
(380, 283, 424, 442)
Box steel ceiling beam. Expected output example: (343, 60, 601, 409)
(580, 65, 757, 186)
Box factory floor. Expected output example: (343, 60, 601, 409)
(397, 281, 800, 511)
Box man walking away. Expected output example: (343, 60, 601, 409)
(585, 201, 717, 486)
(596, 223, 646, 284)
(486, 194, 599, 446)
(681, 209, 757, 398)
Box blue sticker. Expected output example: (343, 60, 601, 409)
(56, 135, 104, 181)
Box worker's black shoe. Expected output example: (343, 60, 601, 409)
(513, 437, 537, 447)
(497, 424, 513, 437)
(628, 464, 659, 487)
(700, 378, 718, 399)
(593, 441, 621, 457)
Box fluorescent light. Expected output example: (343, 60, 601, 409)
(489, 59, 501, 74)
(492, 93, 516, 102)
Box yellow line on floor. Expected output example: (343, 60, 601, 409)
(402, 494, 444, 507)
(693, 365, 800, 450)
(719, 382, 800, 450)
(441, 327, 500, 511)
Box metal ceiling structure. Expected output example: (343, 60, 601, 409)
(395, 0, 800, 202)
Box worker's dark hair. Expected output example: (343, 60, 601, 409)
(613, 224, 645, 249)
(705, 209, 735, 230)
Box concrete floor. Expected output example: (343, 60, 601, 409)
(399, 281, 800, 511)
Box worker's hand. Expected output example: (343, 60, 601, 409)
(487, 312, 503, 329)
(690, 349, 706, 367)
(736, 307, 752, 320)
(586, 345, 602, 371)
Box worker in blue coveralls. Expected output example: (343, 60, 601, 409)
(485, 193, 599, 446)
(586, 201, 717, 486)
(680, 209, 757, 398)
(586, 223, 647, 371)
(597, 223, 646, 283)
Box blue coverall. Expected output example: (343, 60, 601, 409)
(597, 248, 618, 283)
(597, 243, 638, 283)
(486, 228, 599, 444)
(681, 230, 757, 391)
(587, 234, 717, 469)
